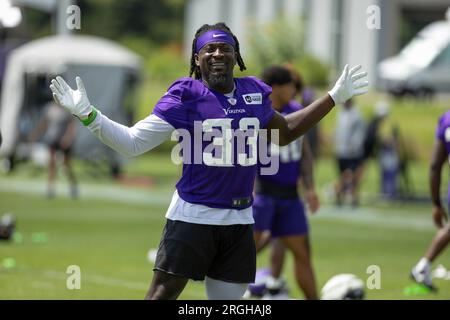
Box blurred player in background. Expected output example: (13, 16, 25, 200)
(362, 101, 389, 162)
(411, 110, 450, 291)
(334, 98, 366, 207)
(49, 22, 368, 299)
(252, 65, 320, 300)
(359, 101, 390, 197)
(0, 213, 15, 241)
(29, 101, 78, 199)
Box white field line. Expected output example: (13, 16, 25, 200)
(0, 179, 172, 206)
(43, 269, 149, 291)
(43, 269, 206, 298)
(311, 206, 434, 232)
(0, 179, 435, 232)
(5, 266, 205, 298)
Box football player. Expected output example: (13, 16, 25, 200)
(49, 22, 368, 300)
(411, 110, 450, 291)
(252, 65, 319, 300)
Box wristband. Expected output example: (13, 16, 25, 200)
(80, 107, 98, 126)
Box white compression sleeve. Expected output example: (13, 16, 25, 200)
(205, 276, 248, 300)
(86, 112, 174, 157)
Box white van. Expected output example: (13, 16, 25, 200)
(378, 9, 450, 97)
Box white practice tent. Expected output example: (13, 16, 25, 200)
(0, 34, 142, 172)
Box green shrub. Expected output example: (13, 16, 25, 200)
(247, 18, 329, 87)
(293, 55, 330, 88)
(146, 44, 188, 82)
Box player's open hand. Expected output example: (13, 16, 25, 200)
(49, 76, 92, 120)
(328, 64, 369, 105)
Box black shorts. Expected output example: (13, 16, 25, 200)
(49, 142, 72, 155)
(153, 219, 256, 283)
(337, 157, 361, 173)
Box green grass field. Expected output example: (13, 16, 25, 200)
(2, 30, 449, 300)
(1, 156, 449, 300)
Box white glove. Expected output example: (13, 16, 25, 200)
(49, 76, 93, 120)
(328, 64, 369, 105)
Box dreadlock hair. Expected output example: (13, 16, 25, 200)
(189, 22, 246, 80)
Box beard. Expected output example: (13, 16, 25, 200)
(204, 73, 230, 90)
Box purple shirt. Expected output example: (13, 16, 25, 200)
(436, 110, 450, 201)
(152, 76, 274, 209)
(258, 101, 303, 187)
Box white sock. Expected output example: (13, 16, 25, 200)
(416, 257, 431, 272)
(266, 276, 284, 290)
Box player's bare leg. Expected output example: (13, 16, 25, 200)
(269, 239, 286, 279)
(425, 225, 450, 262)
(145, 270, 189, 300)
(334, 180, 343, 206)
(62, 154, 78, 198)
(254, 231, 271, 253)
(411, 225, 450, 291)
(350, 171, 360, 207)
(352, 163, 365, 207)
(336, 169, 351, 206)
(47, 149, 57, 198)
(281, 235, 318, 300)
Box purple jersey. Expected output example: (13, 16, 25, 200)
(258, 101, 303, 187)
(152, 76, 274, 209)
(435, 110, 450, 202)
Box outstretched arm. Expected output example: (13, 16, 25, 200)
(267, 65, 368, 146)
(430, 138, 448, 228)
(87, 112, 174, 157)
(267, 95, 334, 146)
(49, 76, 174, 157)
